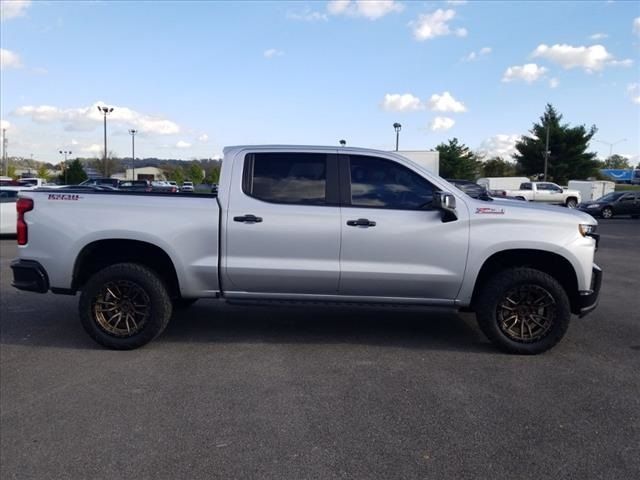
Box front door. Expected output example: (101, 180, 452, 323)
(224, 151, 341, 295)
(338, 154, 469, 301)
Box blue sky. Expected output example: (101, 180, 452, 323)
(1, 0, 639, 164)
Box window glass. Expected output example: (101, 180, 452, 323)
(349, 155, 434, 209)
(247, 153, 327, 205)
(520, 183, 532, 190)
(0, 191, 19, 203)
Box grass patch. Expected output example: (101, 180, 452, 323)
(615, 185, 640, 191)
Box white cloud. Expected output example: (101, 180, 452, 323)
(549, 77, 559, 88)
(286, 9, 328, 22)
(381, 93, 423, 112)
(446, 0, 467, 4)
(328, 0, 404, 20)
(628, 84, 640, 104)
(176, 140, 191, 148)
(0, 48, 23, 69)
(589, 33, 608, 40)
(502, 63, 548, 83)
(410, 9, 467, 41)
(463, 46, 491, 61)
(532, 43, 632, 72)
(477, 134, 520, 159)
(264, 48, 284, 58)
(82, 144, 103, 155)
(429, 117, 455, 131)
(197, 134, 209, 142)
(71, 139, 79, 145)
(1, 0, 31, 21)
(1, 119, 11, 130)
(13, 101, 181, 135)
(427, 91, 467, 113)
(634, 17, 640, 36)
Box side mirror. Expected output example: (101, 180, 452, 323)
(433, 191, 458, 223)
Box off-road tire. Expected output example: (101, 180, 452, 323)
(79, 263, 172, 350)
(475, 267, 571, 355)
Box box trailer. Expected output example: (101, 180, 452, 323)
(396, 151, 439, 176)
(476, 177, 530, 191)
(567, 180, 615, 202)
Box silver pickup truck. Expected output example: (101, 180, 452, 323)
(11, 145, 602, 354)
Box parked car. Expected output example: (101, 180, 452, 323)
(505, 182, 581, 208)
(446, 179, 490, 199)
(181, 181, 194, 192)
(167, 181, 180, 192)
(577, 191, 640, 219)
(0, 187, 20, 235)
(151, 181, 178, 193)
(80, 178, 121, 188)
(118, 180, 152, 192)
(11, 145, 601, 355)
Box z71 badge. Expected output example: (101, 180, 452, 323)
(48, 194, 81, 201)
(476, 207, 505, 215)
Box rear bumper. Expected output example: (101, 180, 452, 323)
(577, 264, 602, 317)
(10, 259, 49, 293)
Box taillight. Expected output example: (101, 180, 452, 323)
(17, 198, 34, 245)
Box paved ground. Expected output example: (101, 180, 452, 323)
(1, 219, 639, 479)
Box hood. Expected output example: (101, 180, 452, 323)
(471, 197, 597, 224)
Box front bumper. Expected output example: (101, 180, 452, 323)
(577, 264, 602, 317)
(11, 259, 49, 293)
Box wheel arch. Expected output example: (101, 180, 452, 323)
(470, 249, 581, 314)
(72, 239, 181, 298)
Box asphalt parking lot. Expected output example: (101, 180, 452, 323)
(1, 219, 639, 480)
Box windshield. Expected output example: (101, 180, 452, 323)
(597, 192, 624, 202)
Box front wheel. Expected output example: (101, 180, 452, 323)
(601, 207, 613, 219)
(475, 268, 571, 354)
(79, 263, 173, 350)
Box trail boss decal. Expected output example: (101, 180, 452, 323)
(476, 207, 505, 215)
(48, 194, 82, 201)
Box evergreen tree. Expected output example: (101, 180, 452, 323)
(481, 157, 516, 177)
(435, 138, 481, 180)
(513, 104, 599, 183)
(59, 159, 88, 184)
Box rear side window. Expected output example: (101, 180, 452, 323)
(244, 153, 329, 205)
(520, 183, 532, 190)
(0, 191, 19, 203)
(348, 155, 434, 210)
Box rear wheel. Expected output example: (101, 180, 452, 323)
(601, 207, 613, 219)
(475, 268, 571, 354)
(565, 198, 577, 208)
(79, 263, 172, 349)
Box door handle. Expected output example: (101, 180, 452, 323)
(347, 218, 376, 227)
(233, 214, 263, 223)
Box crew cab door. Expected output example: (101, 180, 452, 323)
(223, 151, 341, 295)
(536, 183, 563, 203)
(337, 154, 469, 301)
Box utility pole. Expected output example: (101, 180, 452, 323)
(129, 129, 138, 180)
(1, 128, 7, 176)
(97, 106, 114, 176)
(543, 124, 550, 181)
(59, 150, 72, 184)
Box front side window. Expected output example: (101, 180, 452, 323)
(244, 152, 327, 205)
(348, 155, 434, 209)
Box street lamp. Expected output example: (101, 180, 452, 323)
(128, 129, 138, 180)
(59, 150, 72, 184)
(393, 123, 401, 151)
(97, 105, 114, 175)
(339, 139, 346, 146)
(595, 138, 627, 158)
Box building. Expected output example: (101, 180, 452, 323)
(113, 167, 167, 181)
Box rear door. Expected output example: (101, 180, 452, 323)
(616, 192, 636, 215)
(337, 154, 469, 301)
(224, 151, 341, 295)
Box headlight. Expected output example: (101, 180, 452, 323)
(586, 204, 600, 209)
(579, 224, 597, 237)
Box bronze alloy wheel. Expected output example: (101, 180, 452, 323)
(497, 285, 556, 343)
(92, 280, 151, 337)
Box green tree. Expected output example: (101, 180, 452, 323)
(7, 164, 17, 179)
(36, 163, 50, 181)
(513, 104, 599, 184)
(187, 161, 205, 185)
(89, 151, 122, 177)
(59, 159, 87, 184)
(164, 165, 185, 184)
(435, 138, 481, 180)
(601, 154, 630, 169)
(204, 166, 221, 184)
(481, 157, 517, 177)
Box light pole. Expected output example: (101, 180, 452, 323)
(97, 105, 114, 175)
(129, 129, 138, 180)
(595, 138, 627, 158)
(393, 123, 401, 151)
(339, 139, 346, 147)
(59, 150, 72, 184)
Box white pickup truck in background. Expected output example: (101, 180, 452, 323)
(11, 145, 601, 354)
(505, 182, 582, 208)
